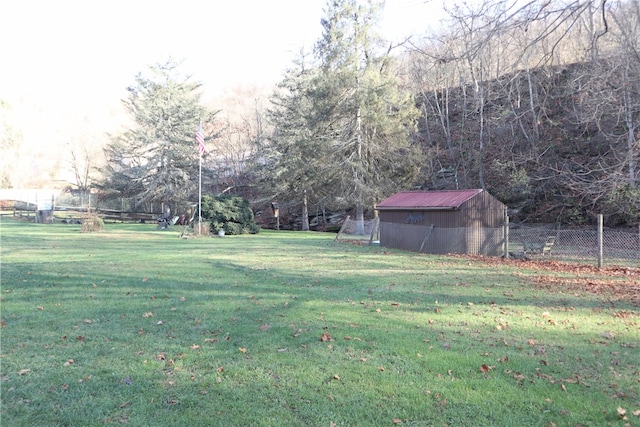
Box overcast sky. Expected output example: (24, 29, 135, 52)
(1, 0, 447, 155)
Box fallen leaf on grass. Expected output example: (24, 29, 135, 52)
(601, 331, 615, 340)
(239, 347, 247, 353)
(142, 312, 153, 318)
(190, 344, 200, 350)
(479, 364, 493, 373)
(119, 402, 130, 409)
(392, 418, 403, 424)
(37, 306, 44, 311)
(63, 359, 74, 367)
(320, 332, 332, 342)
(259, 324, 270, 331)
(617, 407, 627, 418)
(18, 369, 30, 375)
(512, 373, 526, 381)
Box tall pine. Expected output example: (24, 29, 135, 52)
(262, 1, 424, 229)
(101, 60, 217, 213)
(314, 0, 423, 224)
(261, 56, 337, 230)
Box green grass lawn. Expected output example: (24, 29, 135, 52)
(1, 217, 638, 426)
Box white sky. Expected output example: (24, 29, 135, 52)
(0, 0, 448, 161)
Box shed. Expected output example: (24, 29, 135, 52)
(376, 189, 506, 256)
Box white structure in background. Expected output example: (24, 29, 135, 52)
(0, 189, 59, 223)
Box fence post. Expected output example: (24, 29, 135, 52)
(503, 209, 509, 258)
(418, 224, 435, 253)
(597, 214, 603, 269)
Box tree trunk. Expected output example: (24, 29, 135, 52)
(624, 78, 638, 188)
(301, 189, 310, 231)
(355, 203, 365, 235)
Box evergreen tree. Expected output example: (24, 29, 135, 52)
(100, 59, 217, 213)
(260, 1, 424, 230)
(259, 55, 335, 230)
(313, 0, 424, 224)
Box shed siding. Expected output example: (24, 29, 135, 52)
(377, 189, 506, 256)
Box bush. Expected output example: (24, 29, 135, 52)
(81, 214, 104, 233)
(201, 195, 260, 235)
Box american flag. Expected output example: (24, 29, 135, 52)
(196, 123, 206, 156)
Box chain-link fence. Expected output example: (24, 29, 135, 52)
(508, 223, 640, 266)
(372, 219, 639, 267)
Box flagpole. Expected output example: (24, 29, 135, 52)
(198, 119, 203, 235)
(198, 152, 202, 235)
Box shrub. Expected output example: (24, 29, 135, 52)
(81, 214, 104, 233)
(201, 195, 260, 235)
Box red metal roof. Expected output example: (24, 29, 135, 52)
(376, 189, 484, 210)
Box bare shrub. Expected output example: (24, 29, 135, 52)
(81, 214, 104, 233)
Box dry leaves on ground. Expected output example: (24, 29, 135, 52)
(458, 255, 640, 306)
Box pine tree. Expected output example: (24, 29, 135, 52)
(259, 55, 336, 230)
(261, 1, 424, 229)
(100, 59, 217, 213)
(313, 0, 424, 225)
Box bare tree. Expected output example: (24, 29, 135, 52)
(209, 86, 268, 194)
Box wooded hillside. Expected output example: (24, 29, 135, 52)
(403, 0, 639, 226)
